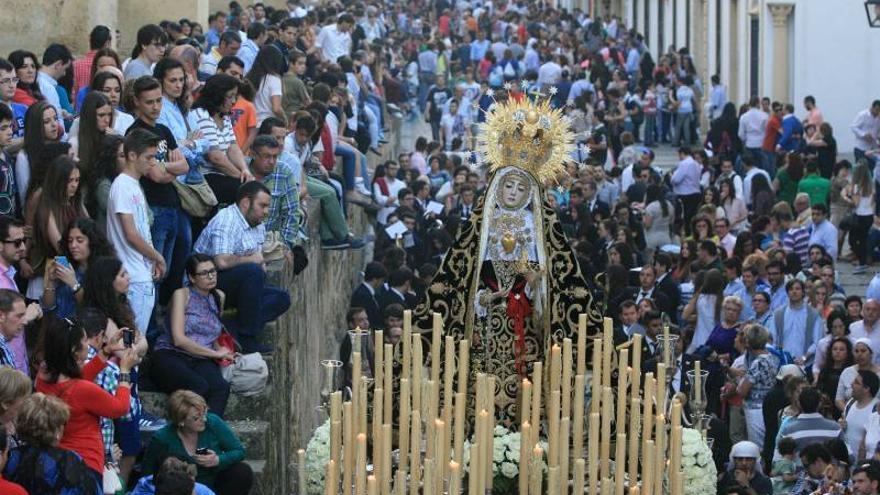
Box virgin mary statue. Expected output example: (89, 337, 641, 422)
(414, 93, 604, 426)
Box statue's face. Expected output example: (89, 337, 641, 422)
(499, 174, 529, 209)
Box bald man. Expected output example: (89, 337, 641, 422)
(169, 44, 204, 94)
(850, 299, 880, 363)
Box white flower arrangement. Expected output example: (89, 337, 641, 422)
(460, 425, 548, 494)
(680, 428, 717, 495)
(304, 419, 332, 495)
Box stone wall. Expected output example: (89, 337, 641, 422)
(0, 0, 117, 57)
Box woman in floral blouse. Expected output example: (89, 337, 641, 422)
(737, 324, 779, 450)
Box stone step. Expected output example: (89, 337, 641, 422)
(244, 459, 268, 495)
(140, 384, 275, 423)
(137, 418, 269, 462)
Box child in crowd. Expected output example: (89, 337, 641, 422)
(771, 436, 799, 495)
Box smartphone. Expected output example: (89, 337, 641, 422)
(54, 256, 70, 269)
(122, 329, 134, 348)
(196, 447, 209, 455)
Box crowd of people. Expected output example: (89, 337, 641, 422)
(0, 0, 879, 494)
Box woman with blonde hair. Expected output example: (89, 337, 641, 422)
(3, 393, 99, 494)
(0, 368, 31, 443)
(808, 279, 832, 319)
(141, 390, 252, 495)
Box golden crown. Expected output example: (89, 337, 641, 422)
(475, 86, 576, 184)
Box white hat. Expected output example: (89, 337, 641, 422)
(855, 338, 874, 352)
(776, 364, 803, 380)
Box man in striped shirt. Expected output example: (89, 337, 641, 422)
(776, 386, 844, 455)
(778, 210, 810, 267)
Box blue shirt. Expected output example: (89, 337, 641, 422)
(238, 39, 260, 74)
(204, 28, 221, 54)
(625, 48, 640, 73)
(6, 102, 26, 138)
(194, 204, 266, 257)
(470, 40, 490, 64)
(671, 156, 702, 195)
(808, 219, 838, 259)
(418, 50, 438, 74)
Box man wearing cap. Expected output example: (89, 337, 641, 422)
(850, 299, 880, 363)
(717, 441, 772, 495)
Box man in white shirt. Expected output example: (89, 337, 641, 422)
(742, 153, 770, 209)
(670, 147, 702, 236)
(851, 100, 880, 164)
(37, 44, 72, 127)
(537, 55, 563, 86)
(316, 14, 354, 63)
(767, 279, 823, 365)
(673, 77, 696, 146)
(238, 23, 267, 74)
(708, 74, 727, 120)
(108, 129, 167, 332)
(200, 31, 241, 75)
(737, 96, 769, 169)
(850, 299, 880, 363)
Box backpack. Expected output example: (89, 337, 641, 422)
(503, 61, 516, 78)
(222, 352, 269, 396)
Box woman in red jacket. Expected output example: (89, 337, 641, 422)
(35, 315, 139, 487)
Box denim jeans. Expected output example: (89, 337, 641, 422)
(334, 143, 358, 190)
(128, 281, 156, 333)
(216, 263, 291, 338)
(150, 206, 192, 304)
(674, 112, 693, 146)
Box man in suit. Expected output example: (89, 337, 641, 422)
(634, 265, 670, 314)
(636, 309, 663, 365)
(448, 184, 477, 222)
(653, 252, 681, 320)
(351, 261, 387, 329)
(642, 326, 697, 406)
(619, 300, 645, 337)
(582, 181, 611, 221)
(377, 267, 417, 312)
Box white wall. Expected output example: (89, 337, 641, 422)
(789, 0, 880, 152)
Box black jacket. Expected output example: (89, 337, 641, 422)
(351, 283, 381, 330)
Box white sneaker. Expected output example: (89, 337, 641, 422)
(354, 177, 372, 196)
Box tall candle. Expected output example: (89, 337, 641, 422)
(375, 330, 385, 390)
(577, 313, 588, 376)
(343, 402, 354, 495)
(448, 461, 461, 495)
(562, 339, 573, 421)
(529, 447, 544, 495)
(409, 410, 421, 495)
(453, 392, 466, 465)
(614, 432, 626, 495)
(352, 352, 362, 430)
(548, 467, 560, 495)
(521, 379, 532, 427)
(402, 310, 412, 380)
(591, 338, 603, 414)
(653, 414, 665, 495)
(355, 434, 367, 495)
(548, 390, 561, 467)
(434, 419, 447, 494)
(444, 336, 455, 427)
(422, 460, 434, 495)
(615, 351, 629, 431)
(631, 333, 642, 403)
(573, 458, 585, 495)
(588, 412, 600, 495)
(398, 379, 411, 472)
(457, 339, 469, 395)
(550, 344, 562, 396)
(642, 374, 655, 453)
(384, 343, 393, 425)
(628, 397, 641, 485)
(558, 417, 570, 491)
(468, 440, 481, 495)
(694, 360, 702, 406)
(373, 387, 384, 477)
(297, 449, 307, 495)
(519, 421, 531, 495)
(643, 440, 655, 495)
(600, 386, 613, 481)
(395, 470, 405, 495)
(325, 460, 337, 495)
(383, 424, 392, 494)
(602, 318, 613, 389)
(656, 362, 667, 416)
(530, 362, 543, 448)
(572, 375, 585, 459)
(478, 410, 491, 493)
(412, 336, 423, 415)
(358, 376, 368, 437)
(670, 400, 683, 493)
(431, 312, 442, 385)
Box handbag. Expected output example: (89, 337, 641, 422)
(221, 352, 269, 396)
(173, 179, 218, 218)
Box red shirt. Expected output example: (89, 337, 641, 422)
(36, 356, 131, 473)
(72, 50, 97, 96)
(762, 114, 782, 152)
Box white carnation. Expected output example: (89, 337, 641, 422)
(501, 461, 518, 478)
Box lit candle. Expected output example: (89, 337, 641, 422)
(519, 421, 531, 495)
(615, 351, 629, 432)
(453, 392, 466, 465)
(431, 312, 442, 385)
(631, 333, 642, 402)
(530, 446, 544, 495)
(412, 336, 423, 415)
(591, 338, 603, 414)
(352, 351, 361, 430)
(588, 412, 600, 495)
(521, 379, 532, 427)
(358, 376, 368, 437)
(434, 419, 447, 493)
(367, 474, 378, 495)
(548, 390, 561, 467)
(423, 459, 434, 495)
(656, 362, 667, 416)
(558, 417, 570, 493)
(375, 330, 385, 391)
(448, 461, 461, 495)
(325, 460, 337, 495)
(694, 360, 702, 406)
(642, 373, 655, 457)
(444, 336, 455, 427)
(548, 466, 560, 495)
(577, 313, 587, 376)
(550, 344, 562, 397)
(297, 449, 307, 495)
